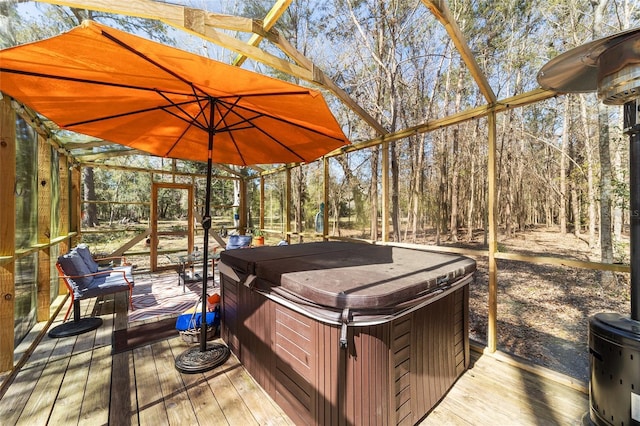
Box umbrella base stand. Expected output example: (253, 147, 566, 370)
(175, 342, 230, 374)
(48, 317, 103, 338)
(49, 300, 103, 338)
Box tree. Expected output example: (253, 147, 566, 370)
(82, 167, 99, 227)
(592, 0, 614, 264)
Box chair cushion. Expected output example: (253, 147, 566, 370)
(75, 243, 99, 273)
(80, 269, 131, 298)
(226, 235, 252, 250)
(58, 250, 94, 288)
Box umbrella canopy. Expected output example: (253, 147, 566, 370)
(0, 20, 349, 165)
(0, 20, 349, 369)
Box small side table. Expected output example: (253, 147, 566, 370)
(176, 250, 220, 292)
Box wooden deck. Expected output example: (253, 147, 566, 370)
(0, 291, 589, 425)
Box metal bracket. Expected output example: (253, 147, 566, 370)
(339, 308, 350, 349)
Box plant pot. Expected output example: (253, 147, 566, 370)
(255, 236, 264, 246)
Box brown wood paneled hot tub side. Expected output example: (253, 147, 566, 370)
(219, 242, 475, 425)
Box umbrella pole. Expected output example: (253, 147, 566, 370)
(175, 102, 230, 373)
(198, 134, 213, 352)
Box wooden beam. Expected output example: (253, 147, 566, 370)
(63, 139, 116, 150)
(376, 240, 488, 258)
(494, 252, 630, 273)
(270, 31, 387, 135)
(189, 25, 316, 81)
(186, 10, 259, 33)
(109, 230, 151, 259)
(36, 1, 386, 137)
(36, 1, 315, 81)
(255, 88, 554, 173)
(36, 0, 186, 23)
(83, 200, 150, 206)
(316, 69, 387, 135)
(0, 96, 16, 373)
(80, 160, 241, 179)
(421, 0, 496, 103)
(327, 88, 557, 158)
(232, 0, 292, 67)
(213, 163, 244, 178)
(74, 149, 147, 161)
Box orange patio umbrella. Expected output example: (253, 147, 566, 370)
(0, 20, 348, 165)
(0, 20, 349, 372)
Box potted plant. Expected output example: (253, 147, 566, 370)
(253, 228, 265, 246)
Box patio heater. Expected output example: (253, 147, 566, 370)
(538, 28, 640, 426)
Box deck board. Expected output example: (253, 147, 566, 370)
(421, 353, 588, 426)
(79, 345, 111, 425)
(133, 344, 170, 425)
(202, 355, 262, 424)
(47, 347, 90, 425)
(0, 283, 589, 426)
(154, 340, 199, 425)
(17, 357, 68, 425)
(109, 351, 138, 425)
(167, 338, 228, 425)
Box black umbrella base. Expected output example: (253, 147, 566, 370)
(175, 342, 230, 374)
(48, 317, 103, 338)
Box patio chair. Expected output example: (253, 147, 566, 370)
(48, 245, 134, 338)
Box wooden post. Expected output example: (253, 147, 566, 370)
(58, 155, 70, 293)
(323, 157, 329, 241)
(70, 164, 81, 246)
(259, 176, 265, 231)
(239, 178, 247, 234)
(37, 135, 51, 322)
(285, 166, 291, 243)
(487, 111, 498, 352)
(187, 184, 194, 253)
(381, 142, 389, 242)
(150, 182, 158, 271)
(0, 96, 16, 373)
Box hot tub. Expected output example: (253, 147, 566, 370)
(219, 241, 475, 425)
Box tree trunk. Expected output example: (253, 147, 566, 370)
(467, 139, 476, 242)
(390, 142, 400, 242)
(409, 136, 423, 242)
(83, 166, 99, 227)
(449, 66, 464, 242)
(370, 146, 379, 240)
(592, 0, 614, 264)
(450, 128, 459, 242)
(560, 97, 569, 234)
(613, 144, 623, 240)
(598, 102, 614, 263)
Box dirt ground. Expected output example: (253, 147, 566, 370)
(464, 228, 630, 382)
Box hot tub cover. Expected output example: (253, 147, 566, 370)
(220, 241, 475, 310)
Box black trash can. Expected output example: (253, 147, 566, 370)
(589, 313, 640, 426)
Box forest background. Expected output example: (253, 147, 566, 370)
(4, 0, 640, 381)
